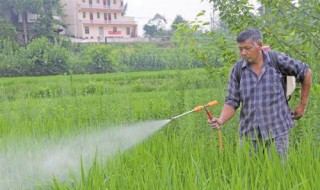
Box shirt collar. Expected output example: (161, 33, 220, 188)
(241, 50, 271, 68)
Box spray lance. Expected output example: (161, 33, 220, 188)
(170, 100, 223, 152)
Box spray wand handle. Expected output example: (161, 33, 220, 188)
(204, 107, 214, 120)
(204, 107, 223, 152)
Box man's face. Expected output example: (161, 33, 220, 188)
(238, 39, 262, 63)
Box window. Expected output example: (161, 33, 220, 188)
(83, 12, 86, 18)
(113, 27, 117, 32)
(96, 0, 100, 3)
(82, 0, 85, 3)
(85, 27, 90, 34)
(90, 12, 93, 20)
(89, 0, 92, 4)
(99, 27, 104, 35)
(97, 12, 100, 19)
(113, 0, 116, 4)
(104, 13, 108, 20)
(126, 27, 130, 35)
(114, 13, 117, 19)
(107, 0, 111, 6)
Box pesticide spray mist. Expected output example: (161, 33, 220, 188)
(0, 119, 170, 190)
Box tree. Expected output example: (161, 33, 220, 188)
(81, 45, 119, 73)
(208, 0, 320, 59)
(143, 13, 170, 38)
(148, 13, 167, 30)
(23, 37, 68, 75)
(143, 25, 159, 38)
(0, 18, 17, 40)
(121, 2, 128, 16)
(0, 0, 11, 19)
(6, 0, 41, 44)
(33, 0, 65, 43)
(0, 0, 65, 44)
(171, 15, 188, 31)
(174, 0, 319, 87)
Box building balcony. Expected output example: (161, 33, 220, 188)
(78, 4, 124, 12)
(80, 17, 137, 26)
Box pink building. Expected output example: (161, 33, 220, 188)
(61, 0, 138, 42)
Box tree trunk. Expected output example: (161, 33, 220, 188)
(22, 11, 28, 44)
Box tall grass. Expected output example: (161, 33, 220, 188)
(0, 68, 319, 189)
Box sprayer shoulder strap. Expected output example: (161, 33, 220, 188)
(235, 51, 288, 100)
(268, 51, 288, 101)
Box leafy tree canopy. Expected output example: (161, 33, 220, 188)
(209, 0, 320, 59)
(174, 0, 319, 79)
(0, 0, 65, 44)
(171, 15, 188, 31)
(0, 18, 17, 40)
(143, 14, 188, 38)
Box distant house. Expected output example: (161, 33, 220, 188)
(1, 5, 64, 45)
(1, 6, 39, 44)
(60, 0, 138, 43)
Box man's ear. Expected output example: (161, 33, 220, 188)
(257, 42, 263, 48)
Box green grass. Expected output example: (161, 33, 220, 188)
(0, 68, 319, 190)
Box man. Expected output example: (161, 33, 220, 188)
(209, 28, 312, 156)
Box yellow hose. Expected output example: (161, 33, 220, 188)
(217, 129, 223, 152)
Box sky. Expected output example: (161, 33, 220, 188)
(124, 0, 213, 36)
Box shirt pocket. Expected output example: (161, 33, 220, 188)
(239, 81, 255, 103)
(262, 81, 282, 103)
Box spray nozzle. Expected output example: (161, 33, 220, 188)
(170, 100, 218, 121)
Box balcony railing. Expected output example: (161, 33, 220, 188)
(80, 18, 137, 26)
(79, 4, 124, 11)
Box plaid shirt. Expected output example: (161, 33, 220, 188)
(226, 50, 309, 140)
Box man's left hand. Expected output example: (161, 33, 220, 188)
(292, 104, 306, 120)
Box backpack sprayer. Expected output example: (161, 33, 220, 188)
(170, 100, 223, 152)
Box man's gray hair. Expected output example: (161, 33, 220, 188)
(236, 29, 263, 43)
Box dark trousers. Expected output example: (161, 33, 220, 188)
(240, 133, 289, 158)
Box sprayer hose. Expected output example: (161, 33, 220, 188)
(218, 130, 223, 152)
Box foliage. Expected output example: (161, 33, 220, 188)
(143, 24, 160, 38)
(148, 13, 168, 30)
(208, 0, 320, 63)
(17, 37, 68, 76)
(32, 0, 65, 43)
(0, 0, 65, 44)
(171, 15, 188, 31)
(5, 0, 42, 44)
(143, 13, 170, 38)
(143, 14, 189, 38)
(0, 18, 17, 40)
(117, 43, 205, 71)
(0, 38, 20, 55)
(173, 13, 238, 79)
(0, 41, 208, 77)
(121, 2, 128, 16)
(80, 44, 119, 73)
(174, 0, 319, 84)
(0, 39, 21, 76)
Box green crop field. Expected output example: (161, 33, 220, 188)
(0, 68, 319, 190)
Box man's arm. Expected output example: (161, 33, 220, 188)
(218, 104, 236, 125)
(209, 62, 241, 129)
(292, 68, 312, 120)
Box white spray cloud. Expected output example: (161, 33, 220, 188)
(0, 119, 170, 190)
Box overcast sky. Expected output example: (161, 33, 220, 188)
(124, 0, 213, 36)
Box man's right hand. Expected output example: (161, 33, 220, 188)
(208, 118, 222, 130)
